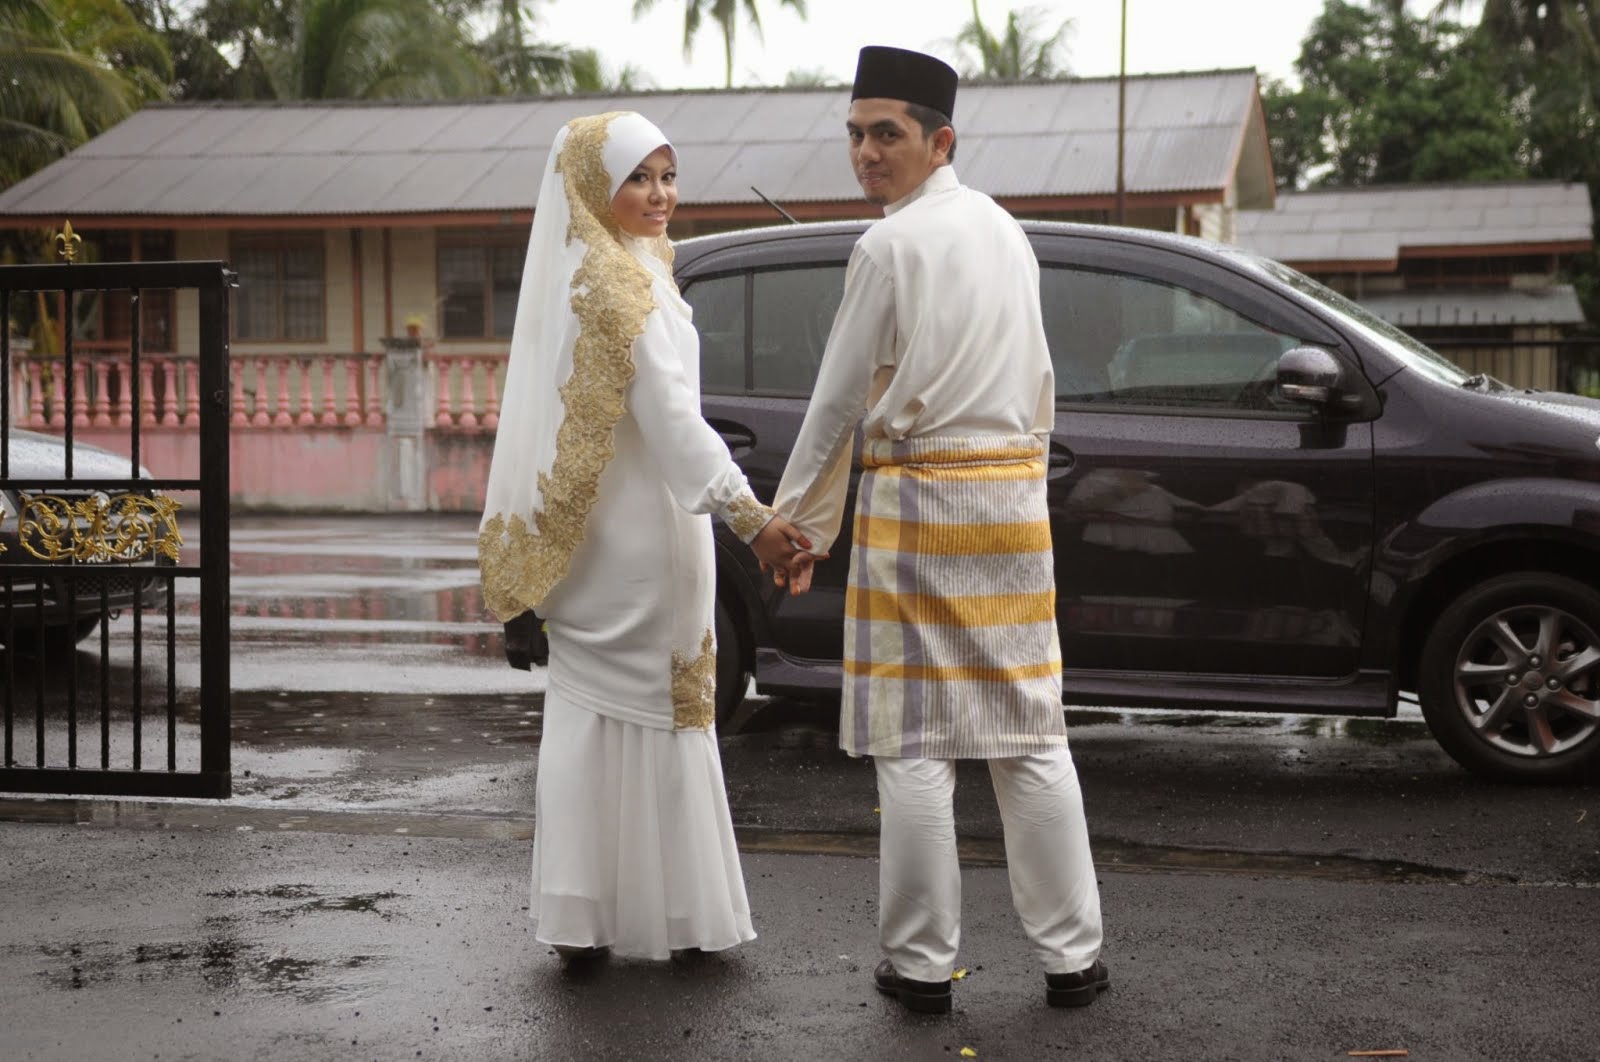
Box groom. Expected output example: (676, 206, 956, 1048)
(770, 45, 1108, 1015)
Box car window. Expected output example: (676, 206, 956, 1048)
(683, 273, 746, 393)
(751, 265, 846, 395)
(1040, 266, 1306, 413)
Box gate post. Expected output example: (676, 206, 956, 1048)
(382, 335, 427, 511)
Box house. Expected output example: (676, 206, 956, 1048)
(1235, 181, 1594, 391)
(0, 71, 1275, 511)
(0, 70, 1273, 361)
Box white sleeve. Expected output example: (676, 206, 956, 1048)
(772, 244, 896, 554)
(628, 308, 774, 543)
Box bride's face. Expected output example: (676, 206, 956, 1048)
(611, 146, 677, 238)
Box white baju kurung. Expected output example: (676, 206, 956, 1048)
(478, 112, 771, 960)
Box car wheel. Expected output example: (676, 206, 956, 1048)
(1419, 571, 1600, 782)
(714, 597, 749, 727)
(7, 614, 104, 656)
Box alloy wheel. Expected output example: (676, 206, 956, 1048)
(1452, 604, 1600, 758)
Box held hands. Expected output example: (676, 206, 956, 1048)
(751, 516, 826, 596)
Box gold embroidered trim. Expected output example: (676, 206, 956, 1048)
(478, 112, 658, 621)
(671, 628, 717, 730)
(723, 490, 774, 543)
(13, 492, 183, 562)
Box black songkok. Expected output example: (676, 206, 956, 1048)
(850, 46, 958, 120)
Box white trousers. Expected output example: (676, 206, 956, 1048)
(875, 747, 1103, 982)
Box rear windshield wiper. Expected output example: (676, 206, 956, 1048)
(1459, 373, 1498, 391)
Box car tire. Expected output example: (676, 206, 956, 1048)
(714, 597, 749, 727)
(1419, 571, 1600, 782)
(7, 614, 104, 656)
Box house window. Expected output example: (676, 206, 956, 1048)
(78, 230, 177, 352)
(437, 230, 526, 339)
(233, 232, 326, 342)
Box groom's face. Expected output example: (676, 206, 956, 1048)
(846, 98, 947, 206)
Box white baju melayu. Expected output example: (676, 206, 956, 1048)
(478, 112, 772, 960)
(772, 164, 1103, 982)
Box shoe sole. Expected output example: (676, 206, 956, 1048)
(1046, 978, 1110, 1008)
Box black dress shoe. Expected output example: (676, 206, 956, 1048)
(1045, 959, 1110, 1008)
(873, 958, 952, 1014)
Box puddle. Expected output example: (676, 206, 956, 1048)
(36, 935, 386, 1002)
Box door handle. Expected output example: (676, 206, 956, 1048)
(707, 418, 755, 454)
(1048, 443, 1076, 472)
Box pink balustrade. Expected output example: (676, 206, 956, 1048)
(426, 352, 509, 433)
(8, 352, 395, 431)
(6, 350, 515, 434)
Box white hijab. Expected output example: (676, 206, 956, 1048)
(478, 111, 677, 621)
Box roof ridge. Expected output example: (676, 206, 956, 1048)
(139, 67, 1262, 111)
(1284, 178, 1586, 195)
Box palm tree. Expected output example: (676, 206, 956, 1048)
(0, 0, 172, 190)
(475, 0, 590, 93)
(630, 0, 808, 89)
(290, 0, 495, 99)
(562, 48, 652, 93)
(952, 0, 1071, 80)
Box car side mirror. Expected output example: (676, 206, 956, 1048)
(1277, 346, 1353, 408)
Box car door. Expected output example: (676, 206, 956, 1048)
(1035, 236, 1378, 681)
(682, 255, 852, 662)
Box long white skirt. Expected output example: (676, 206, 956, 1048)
(530, 691, 756, 959)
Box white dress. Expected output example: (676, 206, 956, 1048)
(529, 237, 769, 958)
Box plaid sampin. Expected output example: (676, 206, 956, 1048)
(841, 435, 1069, 759)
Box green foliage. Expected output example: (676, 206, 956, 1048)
(952, 0, 1071, 80)
(1434, 0, 1600, 323)
(783, 67, 839, 88)
(1270, 1, 1523, 188)
(293, 0, 494, 98)
(630, 0, 808, 88)
(0, 0, 172, 190)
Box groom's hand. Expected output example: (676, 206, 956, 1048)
(751, 516, 811, 572)
(753, 517, 826, 596)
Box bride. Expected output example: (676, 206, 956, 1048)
(478, 111, 809, 962)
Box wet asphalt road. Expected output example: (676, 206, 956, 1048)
(2, 514, 1599, 1060)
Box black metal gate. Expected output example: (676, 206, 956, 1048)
(1, 259, 232, 797)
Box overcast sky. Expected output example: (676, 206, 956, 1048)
(534, 0, 1461, 91)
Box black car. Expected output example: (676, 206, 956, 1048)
(680, 219, 1600, 783)
(0, 428, 173, 653)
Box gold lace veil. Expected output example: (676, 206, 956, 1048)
(477, 111, 677, 621)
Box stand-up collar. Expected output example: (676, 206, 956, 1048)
(884, 165, 960, 216)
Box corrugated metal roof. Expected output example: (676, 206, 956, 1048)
(1360, 285, 1586, 327)
(1235, 182, 1594, 263)
(0, 70, 1268, 219)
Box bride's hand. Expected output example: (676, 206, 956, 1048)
(752, 517, 824, 594)
(751, 516, 810, 571)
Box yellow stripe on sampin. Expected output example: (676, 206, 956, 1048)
(846, 589, 1056, 627)
(856, 517, 1051, 555)
(841, 659, 1062, 682)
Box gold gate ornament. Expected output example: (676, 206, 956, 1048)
(15, 493, 183, 562)
(53, 220, 82, 264)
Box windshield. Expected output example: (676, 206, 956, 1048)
(1220, 249, 1473, 386)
